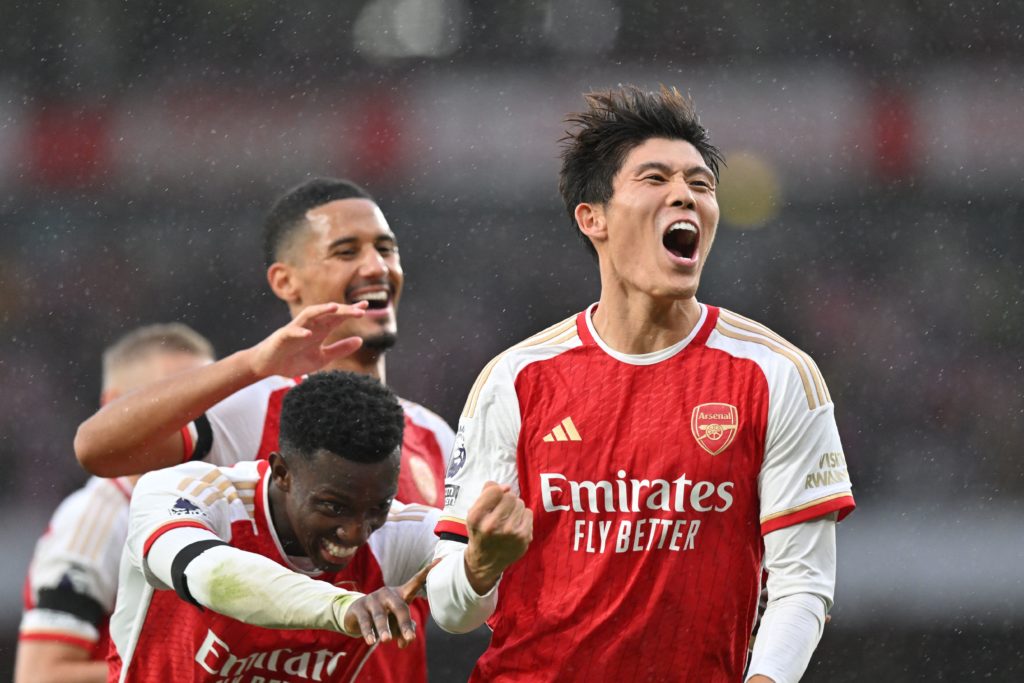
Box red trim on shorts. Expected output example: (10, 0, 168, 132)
(434, 519, 468, 538)
(19, 632, 96, 651)
(760, 495, 856, 535)
(142, 521, 213, 557)
(180, 424, 194, 463)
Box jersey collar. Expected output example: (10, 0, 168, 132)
(577, 302, 718, 365)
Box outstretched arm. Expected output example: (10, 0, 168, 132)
(147, 526, 424, 647)
(75, 302, 366, 476)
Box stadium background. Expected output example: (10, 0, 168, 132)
(1, 1, 1021, 680)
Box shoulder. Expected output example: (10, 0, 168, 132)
(399, 398, 453, 437)
(136, 460, 260, 499)
(49, 477, 130, 525)
(462, 313, 582, 418)
(707, 307, 832, 410)
(214, 374, 296, 413)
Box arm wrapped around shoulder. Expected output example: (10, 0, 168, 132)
(184, 545, 362, 634)
(147, 528, 362, 635)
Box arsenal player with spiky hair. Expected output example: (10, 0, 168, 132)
(428, 86, 855, 683)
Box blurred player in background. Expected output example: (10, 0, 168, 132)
(75, 178, 453, 682)
(16, 323, 214, 683)
(108, 371, 439, 682)
(428, 86, 855, 682)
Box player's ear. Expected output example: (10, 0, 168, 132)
(267, 262, 301, 305)
(575, 202, 607, 245)
(269, 452, 292, 492)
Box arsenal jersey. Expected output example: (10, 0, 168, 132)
(181, 375, 454, 683)
(20, 476, 134, 660)
(109, 460, 440, 683)
(436, 304, 855, 682)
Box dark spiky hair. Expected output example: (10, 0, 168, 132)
(558, 85, 724, 257)
(262, 178, 374, 267)
(279, 371, 404, 463)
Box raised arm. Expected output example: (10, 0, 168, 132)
(74, 302, 366, 476)
(428, 482, 532, 633)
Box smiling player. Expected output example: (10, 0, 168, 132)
(76, 179, 452, 683)
(108, 371, 440, 682)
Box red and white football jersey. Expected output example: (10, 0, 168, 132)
(436, 304, 855, 683)
(181, 375, 454, 683)
(184, 375, 454, 509)
(109, 459, 440, 683)
(20, 476, 134, 660)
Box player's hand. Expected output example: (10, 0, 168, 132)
(341, 560, 439, 649)
(464, 481, 533, 595)
(247, 302, 367, 379)
(342, 587, 417, 649)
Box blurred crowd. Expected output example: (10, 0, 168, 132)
(2, 188, 1020, 511)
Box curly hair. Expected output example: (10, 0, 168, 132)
(279, 371, 404, 464)
(263, 177, 374, 267)
(558, 85, 724, 257)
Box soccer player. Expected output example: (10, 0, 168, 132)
(427, 86, 856, 683)
(16, 323, 215, 683)
(109, 371, 440, 682)
(75, 179, 453, 682)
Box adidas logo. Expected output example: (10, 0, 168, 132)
(542, 417, 581, 442)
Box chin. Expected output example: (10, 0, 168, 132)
(361, 332, 398, 352)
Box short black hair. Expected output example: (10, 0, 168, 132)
(262, 178, 374, 267)
(559, 85, 724, 257)
(279, 371, 404, 463)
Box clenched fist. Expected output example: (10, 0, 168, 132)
(463, 481, 533, 595)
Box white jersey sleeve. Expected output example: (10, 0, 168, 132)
(758, 353, 854, 534)
(124, 461, 251, 588)
(428, 353, 523, 634)
(367, 502, 442, 586)
(710, 309, 855, 534)
(20, 477, 132, 647)
(435, 355, 522, 538)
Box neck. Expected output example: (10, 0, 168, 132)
(266, 480, 301, 555)
(323, 350, 387, 383)
(591, 286, 702, 355)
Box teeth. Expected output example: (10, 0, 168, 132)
(668, 222, 697, 234)
(323, 539, 357, 559)
(353, 291, 388, 302)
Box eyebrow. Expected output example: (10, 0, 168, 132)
(633, 161, 715, 179)
(326, 234, 397, 251)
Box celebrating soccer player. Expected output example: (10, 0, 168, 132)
(16, 323, 214, 683)
(427, 86, 856, 683)
(108, 371, 439, 681)
(75, 178, 453, 682)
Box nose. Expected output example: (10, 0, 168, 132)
(668, 179, 696, 209)
(336, 518, 372, 546)
(358, 248, 389, 280)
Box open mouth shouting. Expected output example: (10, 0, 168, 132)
(662, 220, 699, 266)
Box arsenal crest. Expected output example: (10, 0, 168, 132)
(690, 403, 739, 456)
